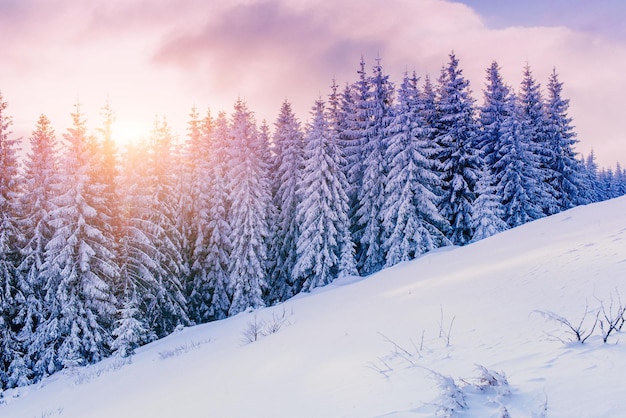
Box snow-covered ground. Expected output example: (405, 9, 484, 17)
(3, 197, 626, 418)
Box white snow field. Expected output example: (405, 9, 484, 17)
(2, 197, 626, 418)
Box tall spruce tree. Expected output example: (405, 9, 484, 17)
(294, 99, 356, 290)
(37, 104, 118, 373)
(477, 62, 510, 176)
(544, 68, 582, 210)
(189, 111, 232, 322)
(382, 73, 448, 267)
(141, 117, 189, 337)
(495, 94, 544, 227)
(435, 53, 482, 245)
(227, 100, 270, 315)
(0, 93, 29, 389)
(518, 64, 558, 216)
(267, 101, 304, 302)
(17, 114, 59, 384)
(355, 58, 394, 274)
(204, 112, 233, 319)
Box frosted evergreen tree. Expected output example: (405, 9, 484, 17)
(267, 101, 304, 302)
(189, 111, 232, 322)
(227, 100, 270, 316)
(471, 164, 508, 242)
(181, 106, 207, 317)
(544, 68, 583, 209)
(16, 114, 59, 385)
(141, 117, 189, 336)
(114, 139, 170, 346)
(184, 107, 216, 324)
(518, 64, 558, 215)
(435, 53, 481, 245)
(578, 151, 600, 203)
(382, 73, 448, 267)
(342, 59, 374, 258)
(0, 93, 29, 389)
(111, 290, 146, 358)
(37, 104, 118, 373)
(477, 62, 511, 173)
(354, 58, 394, 274)
(495, 95, 544, 227)
(294, 99, 356, 291)
(327, 81, 358, 278)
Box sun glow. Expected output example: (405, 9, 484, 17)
(112, 119, 148, 148)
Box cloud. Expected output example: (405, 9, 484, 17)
(0, 0, 625, 167)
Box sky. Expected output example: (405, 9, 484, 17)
(1, 0, 625, 167)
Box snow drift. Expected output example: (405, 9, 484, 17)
(2, 196, 626, 417)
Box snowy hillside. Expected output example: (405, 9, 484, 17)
(2, 197, 626, 418)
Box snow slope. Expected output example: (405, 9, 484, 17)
(3, 197, 626, 418)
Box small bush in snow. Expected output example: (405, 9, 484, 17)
(535, 290, 626, 345)
(241, 307, 293, 344)
(597, 291, 626, 343)
(472, 364, 510, 397)
(157, 339, 212, 360)
(433, 372, 467, 417)
(534, 302, 599, 344)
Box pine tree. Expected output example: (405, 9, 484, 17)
(141, 117, 189, 336)
(578, 151, 600, 203)
(544, 68, 583, 210)
(0, 93, 29, 389)
(16, 114, 59, 385)
(436, 53, 482, 245)
(37, 103, 118, 373)
(471, 164, 508, 241)
(477, 61, 511, 174)
(267, 101, 304, 302)
(518, 64, 558, 215)
(189, 111, 232, 322)
(355, 58, 394, 274)
(294, 99, 356, 291)
(110, 290, 146, 358)
(382, 73, 448, 267)
(181, 106, 205, 319)
(227, 100, 270, 315)
(495, 94, 544, 227)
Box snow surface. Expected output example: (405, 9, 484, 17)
(3, 197, 626, 417)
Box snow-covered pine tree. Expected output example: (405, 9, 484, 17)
(495, 94, 544, 227)
(294, 99, 356, 291)
(267, 101, 304, 302)
(435, 53, 482, 246)
(204, 112, 233, 320)
(0, 93, 30, 389)
(114, 138, 172, 347)
(342, 59, 374, 261)
(471, 164, 508, 242)
(382, 72, 448, 267)
(354, 58, 394, 274)
(110, 290, 146, 358)
(578, 151, 600, 204)
(16, 114, 59, 385)
(184, 107, 216, 324)
(477, 61, 511, 175)
(327, 81, 358, 278)
(227, 100, 270, 316)
(518, 64, 558, 216)
(37, 103, 118, 372)
(189, 110, 232, 322)
(141, 117, 189, 336)
(181, 106, 207, 321)
(544, 68, 583, 210)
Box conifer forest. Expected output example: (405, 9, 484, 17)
(0, 53, 625, 390)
